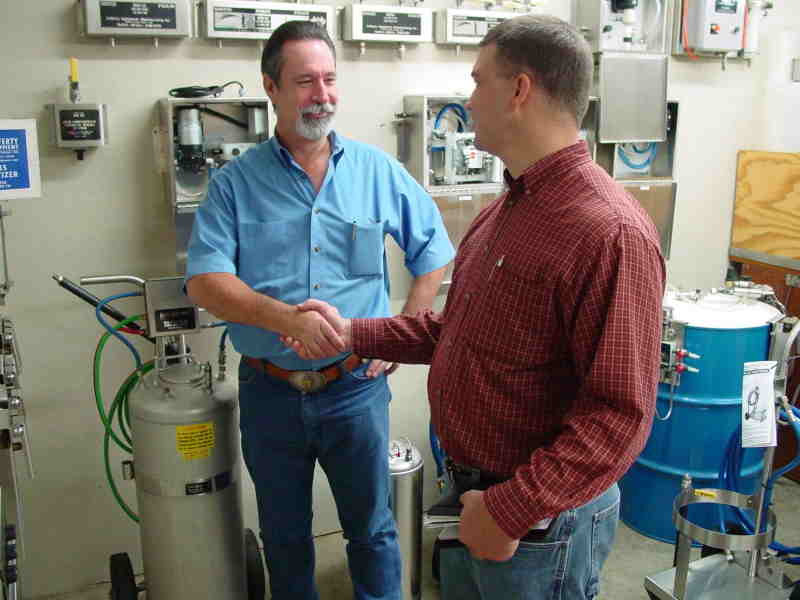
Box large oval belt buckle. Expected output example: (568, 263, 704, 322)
(288, 370, 327, 393)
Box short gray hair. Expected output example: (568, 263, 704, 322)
(261, 20, 336, 86)
(480, 15, 593, 125)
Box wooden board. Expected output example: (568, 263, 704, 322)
(733, 151, 800, 260)
(732, 259, 800, 481)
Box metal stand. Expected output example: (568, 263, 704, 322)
(644, 458, 794, 600)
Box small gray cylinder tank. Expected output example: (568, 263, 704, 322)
(130, 363, 246, 600)
(390, 439, 424, 600)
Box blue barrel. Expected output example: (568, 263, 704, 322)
(619, 292, 779, 543)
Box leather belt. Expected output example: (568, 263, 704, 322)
(243, 353, 363, 394)
(445, 458, 507, 489)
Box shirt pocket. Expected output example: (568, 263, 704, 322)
(471, 260, 561, 367)
(238, 220, 290, 284)
(349, 220, 385, 277)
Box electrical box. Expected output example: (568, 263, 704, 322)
(78, 0, 192, 38)
(156, 97, 271, 271)
(400, 95, 503, 196)
(686, 0, 745, 53)
(48, 103, 109, 159)
(434, 9, 519, 46)
(144, 277, 200, 337)
(203, 0, 335, 41)
(342, 4, 433, 43)
(574, 0, 669, 54)
(585, 97, 679, 259)
(598, 52, 668, 142)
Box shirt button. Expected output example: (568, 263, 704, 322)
(313, 284, 320, 290)
(314, 208, 321, 214)
(465, 292, 471, 301)
(314, 246, 320, 253)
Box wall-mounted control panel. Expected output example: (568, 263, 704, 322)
(342, 4, 433, 43)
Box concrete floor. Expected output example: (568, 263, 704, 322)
(42, 478, 800, 600)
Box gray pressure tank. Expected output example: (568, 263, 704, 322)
(390, 439, 424, 600)
(130, 363, 247, 600)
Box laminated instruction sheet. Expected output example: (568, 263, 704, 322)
(742, 360, 777, 447)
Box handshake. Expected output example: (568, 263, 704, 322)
(281, 299, 350, 360)
(282, 300, 397, 377)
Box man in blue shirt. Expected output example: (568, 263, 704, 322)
(185, 20, 454, 600)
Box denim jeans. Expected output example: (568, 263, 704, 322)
(440, 483, 620, 600)
(237, 358, 402, 600)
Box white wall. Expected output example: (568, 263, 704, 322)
(0, 0, 798, 597)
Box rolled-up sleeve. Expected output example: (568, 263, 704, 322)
(387, 167, 455, 277)
(185, 178, 238, 282)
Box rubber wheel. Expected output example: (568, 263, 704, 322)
(245, 528, 266, 600)
(432, 538, 441, 583)
(109, 553, 137, 600)
(790, 580, 800, 600)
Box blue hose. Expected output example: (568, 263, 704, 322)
(434, 103, 468, 133)
(718, 405, 800, 557)
(95, 293, 143, 370)
(429, 422, 446, 478)
(617, 143, 657, 170)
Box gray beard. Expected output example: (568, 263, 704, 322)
(296, 113, 335, 141)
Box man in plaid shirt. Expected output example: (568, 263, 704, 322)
(286, 14, 665, 599)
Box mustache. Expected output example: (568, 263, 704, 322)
(300, 103, 336, 116)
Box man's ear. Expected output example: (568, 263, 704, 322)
(262, 74, 278, 102)
(511, 72, 533, 109)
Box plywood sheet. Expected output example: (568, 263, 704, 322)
(733, 150, 800, 260)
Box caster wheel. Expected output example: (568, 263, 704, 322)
(245, 528, 266, 600)
(109, 553, 137, 600)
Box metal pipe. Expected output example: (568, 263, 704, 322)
(673, 474, 693, 600)
(748, 445, 776, 577)
(176, 335, 189, 365)
(80, 275, 146, 288)
(52, 274, 154, 343)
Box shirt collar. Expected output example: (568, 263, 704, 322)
(503, 141, 592, 204)
(269, 130, 345, 169)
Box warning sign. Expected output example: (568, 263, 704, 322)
(0, 120, 40, 200)
(176, 422, 215, 460)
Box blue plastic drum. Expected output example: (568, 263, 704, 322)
(619, 291, 781, 543)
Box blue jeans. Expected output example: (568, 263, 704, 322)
(238, 358, 402, 600)
(440, 483, 620, 600)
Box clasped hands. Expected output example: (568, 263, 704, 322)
(281, 299, 397, 378)
(284, 302, 517, 561)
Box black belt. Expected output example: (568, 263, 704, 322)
(446, 458, 507, 490)
(440, 459, 556, 542)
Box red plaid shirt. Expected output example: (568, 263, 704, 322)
(352, 142, 665, 539)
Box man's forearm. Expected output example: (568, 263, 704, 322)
(186, 272, 295, 335)
(402, 266, 446, 315)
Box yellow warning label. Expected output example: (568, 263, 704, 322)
(694, 490, 717, 499)
(176, 422, 215, 461)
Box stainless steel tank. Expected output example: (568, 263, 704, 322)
(130, 362, 247, 600)
(389, 438, 424, 600)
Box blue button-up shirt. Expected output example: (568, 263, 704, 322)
(186, 131, 455, 370)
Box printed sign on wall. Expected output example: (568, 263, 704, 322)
(0, 120, 41, 200)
